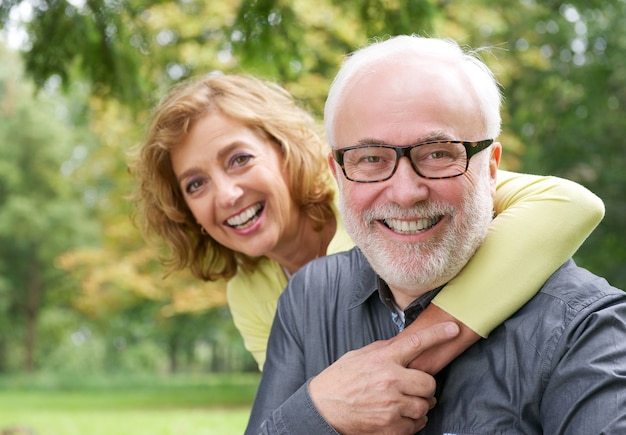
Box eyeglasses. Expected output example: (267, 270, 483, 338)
(331, 139, 493, 183)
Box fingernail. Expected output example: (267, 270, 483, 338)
(445, 323, 460, 336)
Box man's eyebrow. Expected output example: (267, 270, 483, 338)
(355, 132, 454, 146)
(356, 138, 386, 146)
(418, 131, 454, 142)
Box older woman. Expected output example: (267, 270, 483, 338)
(131, 74, 603, 371)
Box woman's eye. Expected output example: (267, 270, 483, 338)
(185, 178, 205, 194)
(229, 153, 253, 168)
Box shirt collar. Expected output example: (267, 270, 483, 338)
(348, 248, 443, 318)
(347, 250, 444, 318)
(347, 248, 382, 310)
(379, 280, 443, 313)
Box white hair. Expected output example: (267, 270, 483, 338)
(324, 35, 503, 147)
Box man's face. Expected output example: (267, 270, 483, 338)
(330, 57, 501, 308)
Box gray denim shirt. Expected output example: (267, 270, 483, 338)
(246, 247, 626, 434)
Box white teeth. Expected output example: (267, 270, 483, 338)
(383, 216, 441, 234)
(227, 203, 263, 228)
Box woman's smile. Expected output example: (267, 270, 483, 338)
(226, 202, 265, 229)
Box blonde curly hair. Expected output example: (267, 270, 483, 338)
(130, 74, 335, 281)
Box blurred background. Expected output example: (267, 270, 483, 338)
(0, 0, 625, 433)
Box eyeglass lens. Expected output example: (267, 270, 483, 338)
(342, 142, 468, 181)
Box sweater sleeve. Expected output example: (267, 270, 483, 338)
(431, 169, 605, 337)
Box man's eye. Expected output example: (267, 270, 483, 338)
(428, 150, 452, 160)
(361, 155, 384, 164)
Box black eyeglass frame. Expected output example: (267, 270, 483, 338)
(331, 139, 494, 183)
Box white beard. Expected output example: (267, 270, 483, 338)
(338, 169, 495, 295)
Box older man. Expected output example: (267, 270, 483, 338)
(245, 35, 626, 434)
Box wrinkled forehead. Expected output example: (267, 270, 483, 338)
(334, 56, 485, 147)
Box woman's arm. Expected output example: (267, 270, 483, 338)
(402, 170, 605, 374)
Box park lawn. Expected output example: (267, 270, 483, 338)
(0, 408, 252, 435)
(0, 373, 260, 435)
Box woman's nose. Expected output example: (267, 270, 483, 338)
(216, 178, 244, 208)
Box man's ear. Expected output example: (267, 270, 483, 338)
(489, 142, 502, 194)
(328, 153, 340, 181)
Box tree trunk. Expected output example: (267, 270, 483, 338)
(168, 335, 179, 374)
(0, 334, 6, 373)
(24, 262, 42, 372)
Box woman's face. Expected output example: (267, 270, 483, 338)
(171, 111, 299, 258)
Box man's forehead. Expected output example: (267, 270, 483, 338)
(334, 59, 481, 146)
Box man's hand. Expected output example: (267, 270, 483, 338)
(400, 304, 481, 375)
(308, 322, 459, 435)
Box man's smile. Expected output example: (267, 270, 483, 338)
(382, 216, 442, 234)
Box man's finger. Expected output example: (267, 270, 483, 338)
(391, 322, 460, 367)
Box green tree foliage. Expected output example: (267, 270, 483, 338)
(0, 46, 100, 371)
(1, 0, 444, 111)
(0, 0, 152, 104)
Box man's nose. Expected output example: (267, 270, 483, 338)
(385, 157, 429, 207)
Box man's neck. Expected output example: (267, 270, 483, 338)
(378, 277, 444, 313)
(388, 284, 439, 311)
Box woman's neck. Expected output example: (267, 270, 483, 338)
(270, 213, 337, 278)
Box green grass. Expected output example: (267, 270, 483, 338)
(0, 372, 261, 435)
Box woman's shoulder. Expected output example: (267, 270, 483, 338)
(227, 258, 287, 303)
(286, 248, 372, 301)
